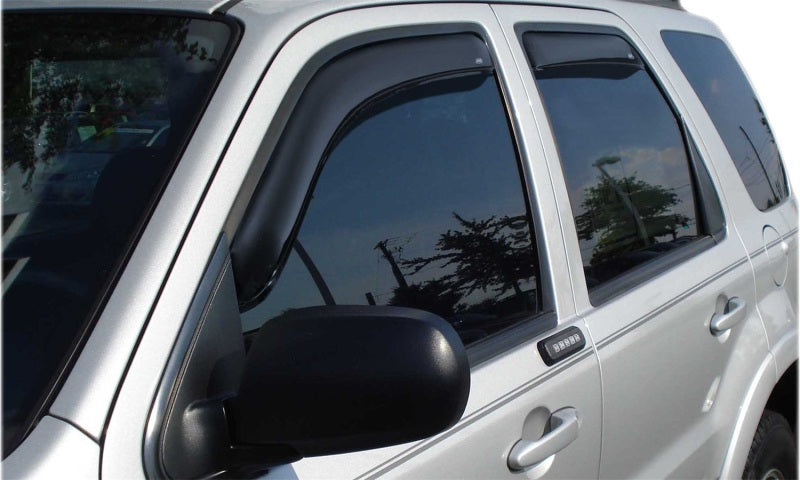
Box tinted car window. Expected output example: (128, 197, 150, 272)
(2, 13, 235, 456)
(662, 30, 788, 211)
(242, 73, 542, 345)
(523, 32, 713, 294)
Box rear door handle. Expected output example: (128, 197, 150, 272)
(710, 297, 746, 335)
(507, 407, 580, 471)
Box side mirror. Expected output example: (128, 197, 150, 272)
(227, 305, 470, 459)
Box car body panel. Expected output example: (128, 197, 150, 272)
(493, 3, 777, 478)
(1, 0, 228, 13)
(45, 8, 260, 440)
(101, 4, 604, 478)
(2, 416, 99, 478)
(1, 1, 795, 478)
(637, 0, 798, 360)
(717, 352, 778, 479)
(624, 9, 798, 475)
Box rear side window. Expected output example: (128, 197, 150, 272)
(662, 30, 788, 211)
(521, 31, 723, 301)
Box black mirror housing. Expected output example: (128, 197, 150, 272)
(227, 305, 470, 458)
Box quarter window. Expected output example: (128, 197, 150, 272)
(662, 31, 788, 211)
(522, 31, 721, 298)
(241, 71, 543, 346)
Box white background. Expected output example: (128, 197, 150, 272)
(681, 0, 799, 187)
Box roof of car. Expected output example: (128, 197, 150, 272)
(2, 0, 682, 14)
(1, 0, 226, 12)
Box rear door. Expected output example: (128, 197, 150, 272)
(494, 4, 769, 478)
(657, 21, 798, 368)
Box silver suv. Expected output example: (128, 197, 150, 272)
(2, 1, 796, 479)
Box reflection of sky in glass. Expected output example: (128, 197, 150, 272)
(243, 75, 535, 329)
(662, 31, 787, 210)
(532, 45, 698, 273)
(536, 71, 689, 203)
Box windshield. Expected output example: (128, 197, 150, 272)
(2, 12, 235, 456)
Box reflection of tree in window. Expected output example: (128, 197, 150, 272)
(575, 160, 692, 269)
(392, 213, 538, 323)
(3, 14, 220, 186)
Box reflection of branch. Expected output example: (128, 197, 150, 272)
(399, 213, 535, 298)
(594, 156, 649, 245)
(374, 240, 408, 289)
(739, 125, 779, 202)
(401, 253, 447, 276)
(294, 240, 335, 306)
(577, 170, 682, 264)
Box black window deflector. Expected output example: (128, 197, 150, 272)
(524, 32, 643, 80)
(231, 34, 493, 310)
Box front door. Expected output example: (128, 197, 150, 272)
(228, 5, 604, 479)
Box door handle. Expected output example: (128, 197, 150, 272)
(507, 407, 580, 471)
(710, 297, 746, 335)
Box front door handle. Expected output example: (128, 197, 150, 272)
(507, 407, 580, 471)
(710, 297, 746, 335)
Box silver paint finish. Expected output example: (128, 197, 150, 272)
(718, 353, 777, 479)
(2, 416, 99, 479)
(710, 297, 747, 334)
(2, 0, 226, 13)
(507, 407, 580, 471)
(622, 7, 797, 477)
(102, 4, 602, 479)
(3, 0, 792, 478)
(494, 4, 778, 478)
(46, 4, 286, 441)
(769, 329, 799, 398)
(629, 0, 798, 353)
(761, 467, 786, 480)
(142, 235, 232, 478)
(364, 347, 600, 479)
(762, 225, 788, 287)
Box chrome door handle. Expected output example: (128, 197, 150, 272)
(710, 297, 746, 335)
(507, 407, 579, 471)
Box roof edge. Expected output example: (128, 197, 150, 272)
(619, 0, 683, 10)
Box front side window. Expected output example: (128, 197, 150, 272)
(522, 31, 720, 298)
(2, 13, 235, 455)
(241, 72, 543, 346)
(662, 31, 788, 211)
